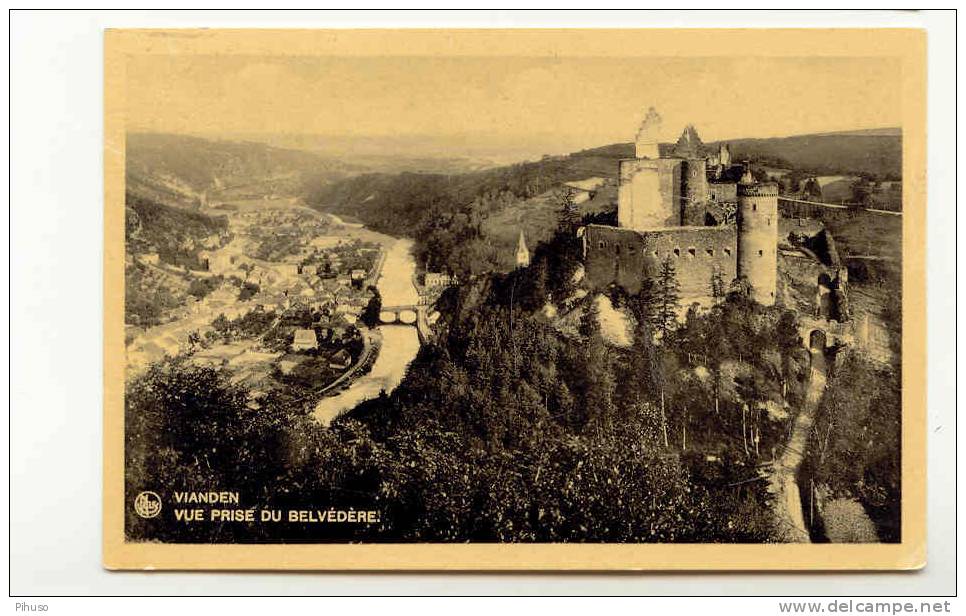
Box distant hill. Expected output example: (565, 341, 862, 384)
(126, 133, 363, 209)
(809, 127, 901, 137)
(710, 131, 901, 179)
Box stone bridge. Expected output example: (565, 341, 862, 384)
(379, 304, 421, 325)
(379, 304, 440, 344)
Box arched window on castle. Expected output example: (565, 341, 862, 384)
(687, 248, 696, 258)
(673, 248, 681, 258)
(706, 248, 714, 257)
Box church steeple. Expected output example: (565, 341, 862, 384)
(515, 229, 530, 268)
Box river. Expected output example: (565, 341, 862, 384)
(313, 236, 422, 426)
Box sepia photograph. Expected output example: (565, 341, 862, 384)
(101, 27, 927, 570)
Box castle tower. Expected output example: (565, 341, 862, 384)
(718, 143, 731, 167)
(634, 107, 662, 159)
(736, 180, 779, 305)
(681, 157, 709, 226)
(515, 229, 530, 268)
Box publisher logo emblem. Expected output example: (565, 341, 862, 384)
(134, 491, 162, 518)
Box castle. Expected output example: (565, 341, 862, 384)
(583, 107, 779, 307)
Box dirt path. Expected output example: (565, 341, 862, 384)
(767, 350, 827, 542)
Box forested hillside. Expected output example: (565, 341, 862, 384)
(125, 192, 229, 268)
(717, 130, 901, 180)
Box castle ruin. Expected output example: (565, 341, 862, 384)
(583, 107, 779, 307)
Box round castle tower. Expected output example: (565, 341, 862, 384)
(681, 158, 709, 226)
(736, 180, 779, 306)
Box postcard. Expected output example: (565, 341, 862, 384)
(104, 27, 926, 570)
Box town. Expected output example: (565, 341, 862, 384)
(125, 196, 452, 412)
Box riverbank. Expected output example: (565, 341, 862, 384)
(312, 233, 422, 426)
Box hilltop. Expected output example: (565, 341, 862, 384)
(714, 131, 901, 179)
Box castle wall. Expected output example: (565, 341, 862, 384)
(737, 183, 779, 305)
(709, 182, 737, 204)
(617, 158, 682, 230)
(584, 224, 737, 304)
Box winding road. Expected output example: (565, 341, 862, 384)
(767, 349, 827, 543)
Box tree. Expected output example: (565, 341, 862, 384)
(211, 313, 230, 333)
(773, 310, 801, 396)
(728, 275, 754, 303)
(710, 267, 726, 304)
(751, 167, 770, 183)
(554, 188, 581, 233)
(795, 177, 823, 200)
(655, 257, 681, 340)
(361, 291, 382, 328)
(783, 169, 806, 195)
(238, 281, 260, 301)
(849, 176, 875, 209)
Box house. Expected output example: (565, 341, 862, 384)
(423, 272, 453, 288)
(328, 349, 352, 370)
(199, 251, 233, 274)
(140, 253, 160, 266)
(291, 328, 318, 351)
(335, 303, 362, 317)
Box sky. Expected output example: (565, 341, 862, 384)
(126, 54, 902, 158)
